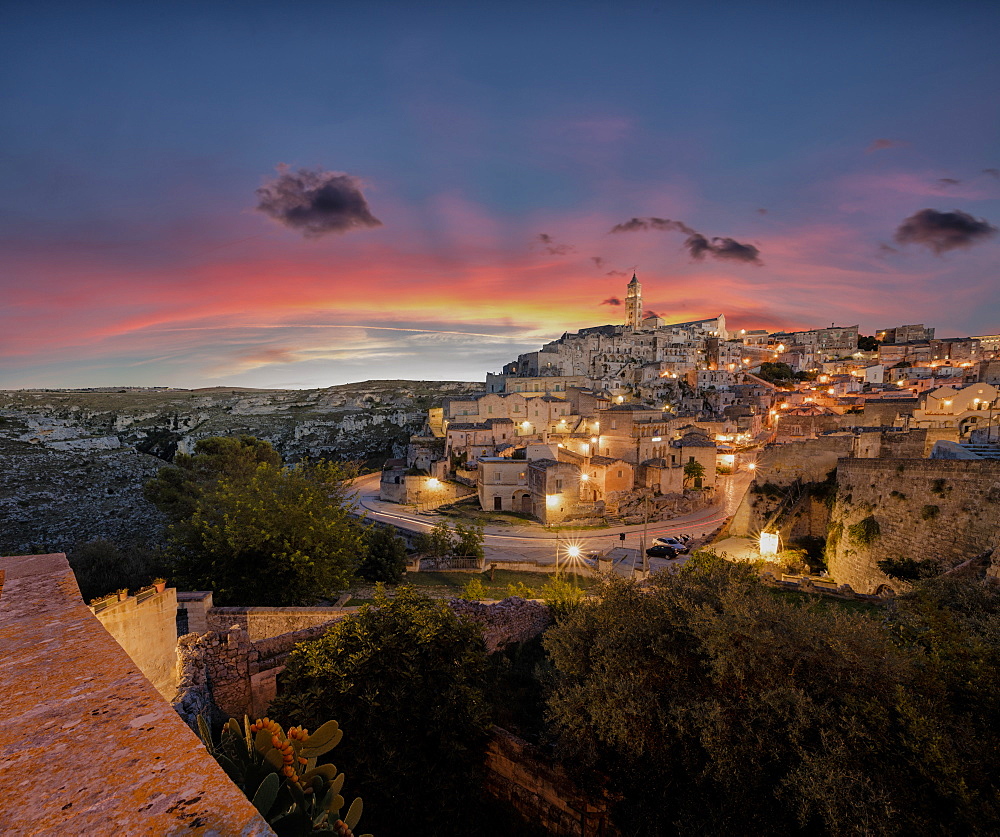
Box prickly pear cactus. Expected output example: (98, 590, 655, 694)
(198, 713, 371, 836)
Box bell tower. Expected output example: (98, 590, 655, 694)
(625, 272, 642, 329)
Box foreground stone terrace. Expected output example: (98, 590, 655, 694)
(0, 553, 273, 836)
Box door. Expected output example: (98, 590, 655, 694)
(494, 496, 503, 511)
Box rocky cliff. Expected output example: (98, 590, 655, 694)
(0, 380, 478, 554)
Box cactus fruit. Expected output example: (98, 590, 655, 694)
(197, 712, 368, 836)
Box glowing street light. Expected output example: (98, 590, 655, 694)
(759, 531, 779, 557)
(426, 477, 440, 488)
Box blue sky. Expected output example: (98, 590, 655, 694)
(1, 1, 997, 387)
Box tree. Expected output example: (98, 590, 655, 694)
(452, 521, 485, 561)
(756, 361, 796, 383)
(270, 586, 492, 836)
(413, 520, 484, 561)
(145, 435, 282, 523)
(543, 554, 1000, 835)
(67, 538, 168, 601)
(683, 459, 706, 486)
(858, 334, 880, 351)
(356, 524, 409, 584)
(168, 458, 365, 605)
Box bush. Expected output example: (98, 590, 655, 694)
(921, 504, 940, 521)
(356, 525, 408, 584)
(461, 575, 488, 600)
(506, 580, 534, 599)
(847, 515, 881, 546)
(877, 557, 939, 582)
(270, 586, 491, 836)
(540, 574, 585, 621)
(68, 539, 168, 602)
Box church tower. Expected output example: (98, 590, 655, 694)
(625, 272, 642, 329)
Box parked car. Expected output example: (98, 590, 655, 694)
(646, 543, 678, 558)
(652, 536, 690, 554)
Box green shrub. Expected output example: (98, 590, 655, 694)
(848, 515, 881, 546)
(270, 586, 490, 836)
(461, 575, 488, 600)
(877, 557, 939, 582)
(541, 574, 585, 621)
(921, 504, 940, 521)
(506, 580, 534, 599)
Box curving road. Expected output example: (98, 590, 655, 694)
(351, 470, 752, 567)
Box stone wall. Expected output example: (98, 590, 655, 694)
(173, 618, 344, 726)
(484, 727, 617, 837)
(448, 598, 551, 653)
(92, 587, 179, 699)
(0, 553, 273, 835)
(754, 436, 853, 486)
(828, 458, 1000, 593)
(207, 605, 359, 641)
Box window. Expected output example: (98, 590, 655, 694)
(494, 472, 501, 483)
(488, 406, 493, 414)
(617, 470, 623, 478)
(555, 479, 563, 491)
(611, 420, 617, 429)
(689, 456, 695, 464)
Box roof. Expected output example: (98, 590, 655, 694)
(446, 422, 487, 431)
(589, 455, 629, 466)
(676, 431, 716, 448)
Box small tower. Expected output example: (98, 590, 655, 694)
(625, 272, 642, 329)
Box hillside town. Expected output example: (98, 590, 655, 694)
(382, 273, 1000, 525)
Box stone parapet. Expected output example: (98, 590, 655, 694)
(0, 553, 273, 836)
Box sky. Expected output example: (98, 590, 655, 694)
(1, 0, 998, 389)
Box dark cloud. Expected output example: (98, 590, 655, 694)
(644, 310, 660, 319)
(757, 208, 768, 215)
(894, 208, 998, 254)
(866, 138, 908, 153)
(601, 297, 622, 306)
(983, 168, 1000, 180)
(610, 216, 761, 265)
(609, 217, 697, 235)
(255, 165, 382, 238)
(605, 270, 628, 277)
(877, 243, 899, 257)
(937, 178, 962, 188)
(684, 234, 762, 264)
(537, 233, 574, 255)
(590, 256, 606, 268)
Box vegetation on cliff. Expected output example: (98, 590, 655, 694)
(542, 554, 1000, 835)
(271, 585, 492, 836)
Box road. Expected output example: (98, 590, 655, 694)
(352, 469, 753, 568)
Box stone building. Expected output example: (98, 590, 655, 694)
(478, 457, 531, 513)
(528, 459, 582, 524)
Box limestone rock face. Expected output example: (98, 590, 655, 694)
(0, 380, 480, 553)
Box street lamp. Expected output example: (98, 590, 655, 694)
(759, 531, 779, 557)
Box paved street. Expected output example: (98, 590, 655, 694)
(351, 469, 753, 568)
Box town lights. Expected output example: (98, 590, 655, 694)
(590, 436, 598, 443)
(546, 494, 560, 507)
(426, 477, 440, 488)
(566, 545, 581, 559)
(580, 473, 589, 481)
(759, 531, 779, 557)
(747, 463, 757, 471)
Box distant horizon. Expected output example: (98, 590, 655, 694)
(3, 2, 998, 390)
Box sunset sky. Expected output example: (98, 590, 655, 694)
(2, 1, 998, 389)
